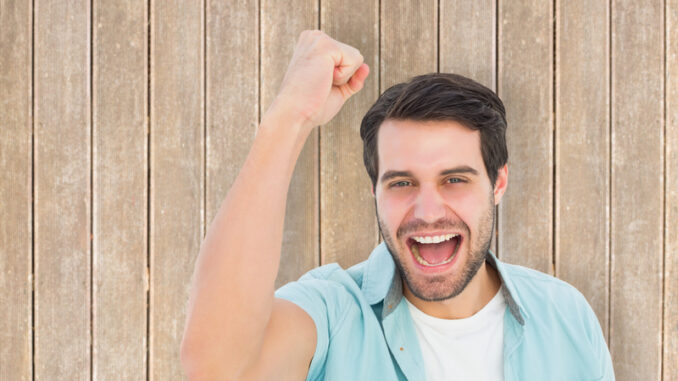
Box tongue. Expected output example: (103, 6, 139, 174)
(417, 239, 458, 264)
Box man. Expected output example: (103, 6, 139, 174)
(180, 31, 614, 380)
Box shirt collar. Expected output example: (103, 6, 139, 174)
(360, 241, 528, 325)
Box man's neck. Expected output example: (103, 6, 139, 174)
(403, 261, 502, 319)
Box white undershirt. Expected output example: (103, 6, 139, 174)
(404, 287, 506, 381)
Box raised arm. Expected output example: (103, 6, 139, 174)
(180, 30, 369, 381)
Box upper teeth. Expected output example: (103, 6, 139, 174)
(412, 234, 458, 244)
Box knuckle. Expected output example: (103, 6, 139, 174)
(313, 36, 335, 54)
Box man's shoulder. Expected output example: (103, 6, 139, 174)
(499, 261, 612, 379)
(502, 260, 582, 295)
(293, 259, 369, 285)
(275, 260, 369, 302)
(500, 261, 597, 325)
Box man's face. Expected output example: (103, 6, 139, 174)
(374, 119, 506, 301)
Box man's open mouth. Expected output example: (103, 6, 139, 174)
(407, 234, 462, 267)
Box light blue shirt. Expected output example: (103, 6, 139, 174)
(275, 242, 615, 380)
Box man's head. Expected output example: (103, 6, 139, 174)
(360, 73, 508, 302)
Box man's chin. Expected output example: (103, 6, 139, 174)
(397, 248, 486, 302)
(393, 252, 464, 301)
(401, 268, 465, 301)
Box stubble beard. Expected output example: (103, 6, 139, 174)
(376, 195, 495, 302)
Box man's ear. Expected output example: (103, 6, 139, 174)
(493, 164, 508, 205)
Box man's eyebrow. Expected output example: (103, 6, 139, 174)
(439, 166, 479, 176)
(379, 166, 479, 184)
(380, 170, 413, 184)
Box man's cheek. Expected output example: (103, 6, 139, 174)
(454, 198, 484, 224)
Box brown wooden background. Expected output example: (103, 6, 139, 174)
(1, 0, 676, 380)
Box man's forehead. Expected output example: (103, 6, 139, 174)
(376, 119, 484, 174)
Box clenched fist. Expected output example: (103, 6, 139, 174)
(268, 30, 370, 131)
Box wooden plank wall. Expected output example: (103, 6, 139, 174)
(0, 1, 32, 380)
(610, 1, 664, 379)
(0, 1, 676, 380)
(666, 2, 678, 379)
(556, 0, 610, 339)
(150, 1, 204, 379)
(498, 0, 554, 274)
(93, 0, 148, 379)
(34, 1, 91, 379)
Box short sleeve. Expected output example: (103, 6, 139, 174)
(573, 290, 615, 380)
(583, 301, 615, 380)
(275, 278, 333, 381)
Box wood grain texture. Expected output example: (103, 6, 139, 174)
(439, 0, 497, 254)
(206, 0, 258, 229)
(610, 1, 664, 379)
(0, 0, 32, 379)
(380, 0, 438, 89)
(555, 0, 610, 338)
(1, 3, 675, 380)
(439, 0, 495, 89)
(92, 0, 148, 379)
(666, 1, 678, 379)
(261, 0, 319, 288)
(497, 0, 554, 273)
(320, 0, 379, 268)
(150, 1, 204, 379)
(34, 0, 91, 379)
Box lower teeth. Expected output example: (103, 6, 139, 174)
(411, 244, 456, 267)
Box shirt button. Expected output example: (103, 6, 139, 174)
(399, 347, 404, 351)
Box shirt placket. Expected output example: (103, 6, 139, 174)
(382, 299, 427, 381)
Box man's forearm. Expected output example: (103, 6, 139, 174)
(180, 104, 311, 377)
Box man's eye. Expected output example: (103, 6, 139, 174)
(392, 181, 411, 187)
(447, 178, 463, 184)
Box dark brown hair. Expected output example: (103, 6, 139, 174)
(360, 73, 508, 188)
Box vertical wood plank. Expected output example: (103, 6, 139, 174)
(555, 0, 610, 337)
(261, 0, 319, 288)
(666, 1, 678, 378)
(320, 0, 379, 268)
(34, 0, 91, 379)
(92, 0, 148, 379)
(150, 1, 204, 379)
(439, 0, 495, 88)
(439, 0, 497, 254)
(205, 0, 258, 230)
(380, 0, 437, 89)
(497, 0, 554, 273)
(610, 0, 664, 379)
(0, 0, 32, 379)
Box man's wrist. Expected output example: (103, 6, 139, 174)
(260, 98, 315, 138)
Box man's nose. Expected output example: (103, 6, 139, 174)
(412, 184, 447, 223)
